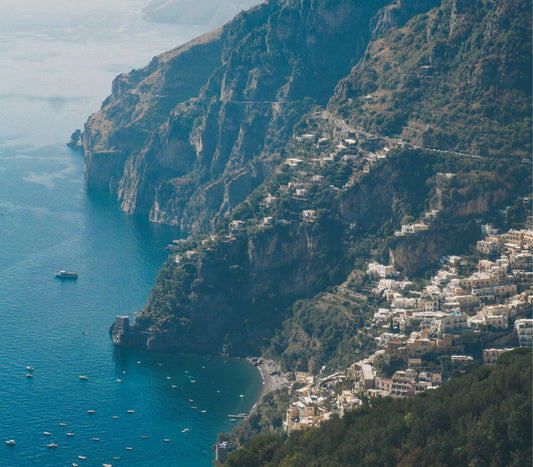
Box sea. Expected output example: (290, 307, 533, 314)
(0, 2, 261, 466)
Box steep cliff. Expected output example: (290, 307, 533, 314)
(83, 0, 389, 232)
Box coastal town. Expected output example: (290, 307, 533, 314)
(259, 225, 532, 434)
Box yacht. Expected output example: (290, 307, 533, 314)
(54, 271, 78, 279)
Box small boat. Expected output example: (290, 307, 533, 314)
(181, 428, 189, 433)
(5, 439, 15, 446)
(164, 438, 171, 442)
(92, 437, 99, 441)
(54, 270, 78, 279)
(125, 447, 133, 450)
(201, 410, 207, 413)
(127, 410, 135, 414)
(116, 379, 122, 383)
(66, 432, 74, 436)
(26, 366, 34, 371)
(87, 410, 95, 414)
(59, 422, 67, 427)
(79, 375, 88, 381)
(47, 443, 58, 449)
(77, 455, 87, 460)
(26, 373, 34, 378)
(43, 432, 51, 436)
(112, 416, 119, 419)
(140, 436, 148, 439)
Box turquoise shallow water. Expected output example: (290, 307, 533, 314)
(0, 143, 261, 466)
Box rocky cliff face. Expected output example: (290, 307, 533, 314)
(83, 0, 389, 232)
(389, 223, 478, 276)
(130, 217, 348, 354)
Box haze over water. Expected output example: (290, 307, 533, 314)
(0, 2, 261, 465)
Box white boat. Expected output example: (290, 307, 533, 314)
(47, 443, 58, 449)
(87, 410, 95, 414)
(127, 410, 135, 414)
(54, 270, 78, 279)
(5, 439, 15, 446)
(79, 375, 88, 380)
(43, 432, 51, 436)
(66, 433, 74, 437)
(26, 373, 34, 378)
(26, 366, 34, 371)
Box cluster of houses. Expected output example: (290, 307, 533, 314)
(282, 226, 532, 433)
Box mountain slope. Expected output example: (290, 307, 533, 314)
(82, 0, 531, 357)
(225, 348, 532, 466)
(330, 0, 532, 156)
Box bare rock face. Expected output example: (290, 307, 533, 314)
(82, 0, 387, 233)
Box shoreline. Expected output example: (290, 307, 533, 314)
(247, 357, 289, 413)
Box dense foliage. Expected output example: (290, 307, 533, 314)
(225, 348, 532, 466)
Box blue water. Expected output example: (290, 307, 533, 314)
(0, 2, 261, 465)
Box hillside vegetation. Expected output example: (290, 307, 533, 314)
(225, 348, 532, 466)
(331, 0, 532, 156)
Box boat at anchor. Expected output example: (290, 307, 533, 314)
(54, 270, 78, 279)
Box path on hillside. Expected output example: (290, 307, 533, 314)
(320, 110, 485, 160)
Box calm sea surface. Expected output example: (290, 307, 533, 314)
(0, 2, 261, 465)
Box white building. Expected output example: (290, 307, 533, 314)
(515, 319, 533, 346)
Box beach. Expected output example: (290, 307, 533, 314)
(247, 357, 289, 412)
